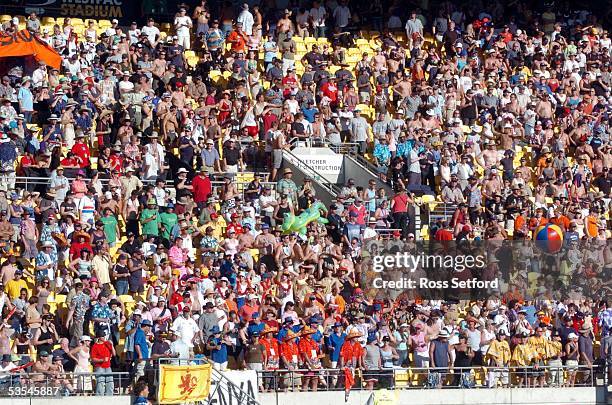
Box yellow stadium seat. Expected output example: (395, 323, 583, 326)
(356, 38, 368, 46)
(54, 295, 66, 305)
(55, 17, 65, 25)
(119, 294, 134, 304)
(0, 15, 11, 23)
(42, 17, 55, 25)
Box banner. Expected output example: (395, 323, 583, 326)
(0, 30, 62, 69)
(158, 363, 212, 404)
(373, 389, 399, 405)
(287, 147, 344, 183)
(208, 370, 259, 405)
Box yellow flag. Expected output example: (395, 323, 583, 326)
(374, 389, 399, 405)
(158, 363, 212, 404)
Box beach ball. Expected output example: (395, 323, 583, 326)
(534, 224, 564, 254)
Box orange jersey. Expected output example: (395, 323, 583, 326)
(280, 341, 299, 365)
(549, 215, 570, 231)
(585, 215, 598, 238)
(340, 340, 364, 364)
(261, 337, 280, 370)
(529, 217, 548, 232)
(298, 336, 320, 362)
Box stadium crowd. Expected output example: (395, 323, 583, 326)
(0, 0, 609, 397)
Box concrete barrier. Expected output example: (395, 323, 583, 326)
(0, 395, 132, 405)
(260, 387, 607, 405)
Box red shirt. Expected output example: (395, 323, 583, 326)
(280, 341, 299, 364)
(434, 229, 453, 241)
(391, 194, 409, 213)
(91, 340, 113, 368)
(263, 112, 278, 133)
(227, 30, 247, 53)
(226, 222, 243, 236)
(298, 336, 319, 362)
(109, 155, 124, 173)
(320, 81, 338, 102)
(340, 340, 363, 364)
(192, 174, 212, 204)
(60, 157, 79, 168)
(71, 142, 91, 168)
(69, 242, 93, 261)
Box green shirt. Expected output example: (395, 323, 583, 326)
(100, 215, 118, 244)
(159, 212, 178, 240)
(140, 208, 160, 236)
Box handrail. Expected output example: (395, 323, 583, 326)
(282, 148, 342, 196)
(254, 364, 604, 391)
(347, 149, 385, 179)
(0, 370, 131, 397)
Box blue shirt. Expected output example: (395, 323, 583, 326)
(247, 322, 265, 336)
(326, 332, 346, 362)
(302, 107, 318, 123)
(18, 87, 33, 111)
(209, 337, 228, 363)
(134, 327, 149, 359)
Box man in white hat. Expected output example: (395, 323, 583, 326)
(35, 241, 57, 282)
(17, 76, 33, 123)
(174, 7, 193, 49)
(237, 3, 254, 35)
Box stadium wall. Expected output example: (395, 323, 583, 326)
(0, 396, 132, 405)
(259, 387, 608, 405)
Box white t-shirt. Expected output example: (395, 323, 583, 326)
(171, 315, 200, 347)
(128, 29, 141, 44)
(409, 149, 421, 173)
(333, 6, 350, 28)
(237, 10, 255, 36)
(144, 152, 159, 180)
(141, 25, 160, 44)
(174, 16, 192, 36)
(310, 6, 326, 27)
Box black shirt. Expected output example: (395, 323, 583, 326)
(223, 147, 241, 165)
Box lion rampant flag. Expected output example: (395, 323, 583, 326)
(158, 363, 212, 404)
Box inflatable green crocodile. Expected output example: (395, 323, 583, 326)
(281, 201, 329, 235)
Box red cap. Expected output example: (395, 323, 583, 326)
(392, 230, 401, 237)
(176, 82, 183, 87)
(210, 212, 219, 219)
(231, 213, 239, 219)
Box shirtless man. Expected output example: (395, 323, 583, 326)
(515, 157, 533, 184)
(534, 93, 553, 120)
(371, 49, 387, 78)
(162, 106, 180, 141)
(271, 126, 289, 181)
(277, 10, 294, 42)
(171, 85, 186, 109)
(482, 170, 503, 202)
(238, 225, 255, 249)
(255, 224, 276, 257)
(393, 75, 412, 106)
(480, 140, 501, 171)
(496, 122, 523, 150)
(151, 51, 167, 89)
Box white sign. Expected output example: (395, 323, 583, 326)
(290, 148, 344, 183)
(207, 370, 259, 405)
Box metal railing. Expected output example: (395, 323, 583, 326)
(255, 364, 606, 392)
(329, 142, 360, 155)
(427, 202, 458, 226)
(13, 175, 170, 188)
(0, 371, 130, 397)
